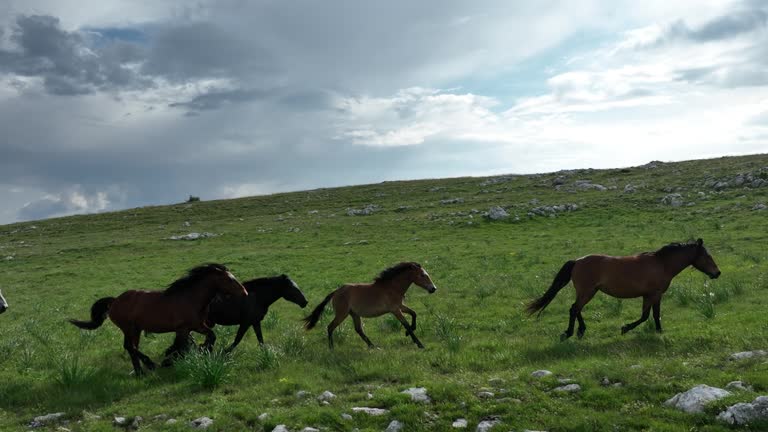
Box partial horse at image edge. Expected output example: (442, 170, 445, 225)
(526, 239, 721, 340)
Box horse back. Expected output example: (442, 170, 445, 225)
(574, 254, 667, 298)
(109, 290, 201, 332)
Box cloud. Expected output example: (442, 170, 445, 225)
(17, 185, 116, 220)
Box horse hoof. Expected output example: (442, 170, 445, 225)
(560, 333, 570, 342)
(577, 332, 585, 340)
(417, 344, 425, 349)
(620, 326, 629, 335)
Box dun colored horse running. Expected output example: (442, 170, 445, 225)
(0, 289, 7, 314)
(69, 263, 247, 375)
(527, 239, 721, 340)
(164, 274, 307, 358)
(303, 262, 437, 349)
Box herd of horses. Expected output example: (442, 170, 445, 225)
(61, 239, 720, 376)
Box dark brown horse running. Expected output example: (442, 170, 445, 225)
(527, 239, 721, 340)
(303, 262, 437, 349)
(69, 263, 247, 375)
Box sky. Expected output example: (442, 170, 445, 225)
(0, 0, 767, 224)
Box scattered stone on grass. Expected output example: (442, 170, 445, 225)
(476, 416, 501, 432)
(167, 232, 218, 241)
(189, 417, 214, 429)
(553, 384, 581, 393)
(574, 180, 607, 191)
(661, 194, 683, 207)
(452, 418, 468, 428)
(402, 387, 431, 403)
(29, 413, 66, 428)
(347, 204, 380, 216)
(296, 390, 310, 399)
(531, 370, 553, 378)
(488, 377, 505, 387)
(165, 419, 178, 425)
(753, 203, 767, 211)
(477, 391, 495, 399)
(729, 350, 768, 361)
(301, 428, 320, 432)
(258, 413, 269, 421)
(351, 407, 388, 416)
(272, 425, 289, 432)
(717, 396, 768, 425)
(440, 198, 464, 205)
(317, 390, 336, 402)
(386, 420, 404, 432)
(341, 413, 353, 421)
(664, 385, 731, 414)
(485, 206, 509, 221)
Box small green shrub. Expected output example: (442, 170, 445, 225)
(176, 349, 234, 388)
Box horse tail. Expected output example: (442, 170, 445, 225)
(526, 260, 576, 316)
(303, 290, 336, 330)
(69, 297, 115, 330)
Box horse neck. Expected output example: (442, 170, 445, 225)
(261, 281, 284, 307)
(661, 248, 697, 277)
(380, 273, 413, 297)
(187, 279, 220, 307)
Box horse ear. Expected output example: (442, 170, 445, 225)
(696, 238, 703, 246)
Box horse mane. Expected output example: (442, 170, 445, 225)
(374, 262, 420, 283)
(243, 275, 288, 291)
(164, 263, 229, 295)
(649, 242, 698, 258)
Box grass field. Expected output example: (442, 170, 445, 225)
(1, 154, 767, 431)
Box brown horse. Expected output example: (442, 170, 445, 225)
(69, 263, 247, 375)
(527, 239, 721, 340)
(303, 262, 437, 349)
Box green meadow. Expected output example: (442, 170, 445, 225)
(1, 154, 767, 431)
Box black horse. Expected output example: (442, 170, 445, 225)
(164, 274, 307, 359)
(0, 289, 8, 314)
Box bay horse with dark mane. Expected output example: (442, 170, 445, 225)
(527, 239, 721, 340)
(164, 274, 307, 357)
(69, 263, 247, 375)
(303, 262, 437, 349)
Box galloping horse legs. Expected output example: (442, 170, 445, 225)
(161, 330, 193, 367)
(252, 320, 264, 345)
(393, 310, 425, 349)
(326, 310, 349, 350)
(562, 288, 596, 341)
(123, 333, 143, 376)
(350, 312, 375, 348)
(561, 303, 578, 341)
(225, 323, 250, 353)
(400, 305, 417, 336)
(194, 325, 217, 351)
(123, 328, 156, 375)
(621, 296, 653, 334)
(652, 300, 662, 333)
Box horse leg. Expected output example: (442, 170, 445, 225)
(393, 310, 425, 349)
(193, 325, 217, 351)
(400, 304, 417, 336)
(653, 299, 662, 333)
(621, 296, 652, 334)
(130, 330, 156, 370)
(560, 303, 578, 341)
(326, 308, 348, 350)
(123, 332, 144, 376)
(224, 324, 249, 353)
(350, 312, 375, 348)
(252, 320, 264, 345)
(161, 331, 191, 367)
(576, 312, 587, 339)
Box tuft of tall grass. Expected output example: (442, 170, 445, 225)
(279, 328, 307, 357)
(262, 311, 281, 330)
(175, 349, 234, 388)
(695, 292, 717, 319)
(55, 354, 95, 388)
(253, 345, 282, 371)
(433, 313, 462, 352)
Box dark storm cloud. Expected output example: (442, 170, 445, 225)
(0, 15, 151, 95)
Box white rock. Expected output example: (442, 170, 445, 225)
(385, 420, 404, 432)
(452, 418, 468, 428)
(341, 413, 353, 421)
(165, 419, 177, 425)
(402, 387, 431, 403)
(301, 428, 319, 432)
(557, 378, 573, 384)
(531, 370, 553, 378)
(664, 385, 731, 414)
(476, 418, 500, 432)
(296, 390, 310, 399)
(726, 381, 753, 392)
(661, 194, 684, 207)
(729, 350, 768, 361)
(717, 396, 768, 425)
(29, 413, 66, 428)
(486, 206, 509, 220)
(554, 384, 581, 393)
(113, 417, 127, 426)
(317, 391, 336, 402)
(351, 407, 388, 416)
(477, 391, 495, 399)
(272, 425, 289, 432)
(366, 392, 374, 399)
(488, 377, 505, 387)
(753, 203, 767, 211)
(167, 232, 218, 241)
(258, 413, 269, 421)
(189, 417, 214, 429)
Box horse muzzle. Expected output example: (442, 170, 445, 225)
(0, 306, 6, 314)
(427, 286, 437, 294)
(710, 271, 721, 279)
(300, 300, 309, 308)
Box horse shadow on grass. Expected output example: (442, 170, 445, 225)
(519, 331, 671, 364)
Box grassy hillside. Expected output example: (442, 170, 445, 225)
(1, 154, 767, 432)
